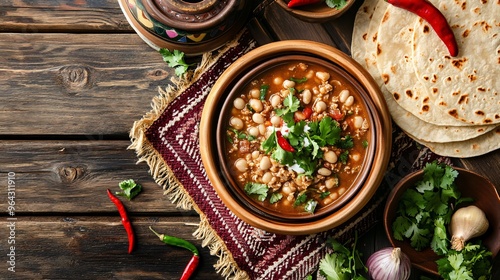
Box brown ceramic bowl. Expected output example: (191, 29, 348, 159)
(275, 0, 356, 23)
(216, 54, 377, 222)
(200, 40, 392, 235)
(384, 167, 500, 275)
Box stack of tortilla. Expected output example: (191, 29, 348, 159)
(351, 0, 499, 157)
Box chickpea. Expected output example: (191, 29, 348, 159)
(302, 89, 312, 104)
(322, 197, 332, 205)
(345, 96, 354, 106)
(314, 100, 327, 113)
(233, 97, 245, 110)
(329, 192, 338, 201)
(339, 89, 350, 103)
(316, 71, 330, 82)
(273, 77, 283, 86)
(351, 152, 361, 162)
(252, 150, 260, 159)
(323, 150, 338, 164)
(248, 126, 259, 137)
(270, 115, 281, 127)
(234, 158, 247, 172)
(353, 116, 364, 129)
(258, 124, 266, 135)
(252, 113, 265, 124)
(338, 187, 346, 196)
(249, 98, 263, 112)
(229, 117, 244, 130)
(325, 178, 339, 189)
(270, 94, 281, 108)
(318, 167, 332, 176)
(261, 172, 273, 184)
(259, 156, 271, 170)
(282, 79, 296, 89)
(249, 88, 260, 99)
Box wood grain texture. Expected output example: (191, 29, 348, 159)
(0, 0, 132, 32)
(0, 140, 184, 214)
(0, 217, 222, 279)
(0, 33, 173, 135)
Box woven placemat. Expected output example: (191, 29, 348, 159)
(129, 29, 450, 279)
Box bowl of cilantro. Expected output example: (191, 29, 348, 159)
(199, 40, 392, 235)
(384, 162, 500, 277)
(275, 0, 356, 23)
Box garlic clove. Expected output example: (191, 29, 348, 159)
(450, 205, 489, 251)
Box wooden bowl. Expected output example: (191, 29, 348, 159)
(200, 40, 392, 235)
(118, 0, 252, 55)
(384, 167, 500, 275)
(275, 0, 356, 23)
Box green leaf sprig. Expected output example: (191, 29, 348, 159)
(319, 233, 367, 280)
(159, 48, 192, 76)
(116, 179, 142, 200)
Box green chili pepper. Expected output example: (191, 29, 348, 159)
(149, 226, 199, 280)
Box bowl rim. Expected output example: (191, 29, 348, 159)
(275, 0, 356, 23)
(200, 40, 392, 235)
(383, 167, 500, 275)
(215, 54, 379, 222)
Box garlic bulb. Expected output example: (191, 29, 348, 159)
(367, 247, 411, 280)
(450, 205, 489, 251)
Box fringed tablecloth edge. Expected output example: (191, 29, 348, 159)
(128, 33, 250, 280)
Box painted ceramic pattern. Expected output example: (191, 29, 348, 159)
(127, 0, 235, 44)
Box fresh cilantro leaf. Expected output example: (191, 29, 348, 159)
(320, 235, 367, 280)
(270, 193, 283, 204)
(325, 0, 347, 9)
(338, 135, 354, 149)
(244, 182, 269, 201)
(431, 217, 449, 256)
(293, 192, 307, 207)
(320, 191, 331, 199)
(261, 130, 277, 154)
(116, 179, 142, 200)
(271, 145, 294, 166)
(362, 140, 368, 148)
(304, 199, 318, 213)
(275, 93, 300, 126)
(260, 84, 269, 100)
(289, 77, 307, 83)
(319, 253, 348, 280)
(228, 128, 255, 141)
(319, 117, 341, 146)
(159, 48, 192, 76)
(339, 151, 349, 164)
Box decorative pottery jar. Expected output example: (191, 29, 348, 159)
(119, 0, 252, 55)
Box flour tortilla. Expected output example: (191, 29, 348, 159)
(375, 5, 468, 126)
(412, 0, 500, 125)
(406, 127, 500, 158)
(351, 0, 497, 143)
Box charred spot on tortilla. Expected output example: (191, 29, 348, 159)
(382, 73, 389, 84)
(382, 11, 389, 23)
(452, 58, 467, 70)
(422, 105, 430, 112)
(372, 32, 377, 43)
(448, 109, 458, 118)
(446, 77, 452, 82)
(390, 65, 397, 74)
(439, 101, 447, 106)
(452, 90, 460, 96)
(362, 33, 368, 41)
(468, 74, 477, 82)
(432, 88, 438, 94)
(393, 92, 400, 100)
(422, 25, 430, 34)
(405, 89, 413, 98)
(438, 64, 444, 69)
(423, 97, 430, 103)
(423, 76, 430, 81)
(377, 43, 382, 55)
(477, 87, 486, 92)
(458, 94, 468, 104)
(475, 110, 485, 116)
(462, 29, 470, 38)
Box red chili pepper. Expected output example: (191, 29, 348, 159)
(302, 107, 313, 119)
(107, 189, 135, 254)
(276, 131, 295, 152)
(385, 0, 458, 56)
(150, 227, 199, 280)
(288, 0, 323, 8)
(330, 109, 344, 121)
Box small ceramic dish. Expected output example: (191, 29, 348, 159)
(199, 40, 392, 235)
(384, 167, 500, 275)
(275, 0, 356, 23)
(118, 0, 252, 55)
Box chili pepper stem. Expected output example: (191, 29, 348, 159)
(149, 226, 165, 241)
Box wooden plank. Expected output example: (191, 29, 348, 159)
(0, 0, 132, 32)
(262, 2, 337, 46)
(0, 33, 174, 135)
(0, 140, 187, 214)
(0, 217, 223, 279)
(457, 151, 500, 192)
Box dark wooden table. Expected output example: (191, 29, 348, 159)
(1, 0, 498, 279)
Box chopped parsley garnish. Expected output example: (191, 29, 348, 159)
(269, 193, 283, 204)
(260, 84, 269, 100)
(275, 92, 300, 126)
(436, 242, 493, 280)
(228, 128, 255, 141)
(159, 48, 192, 76)
(244, 182, 269, 201)
(290, 77, 308, 83)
